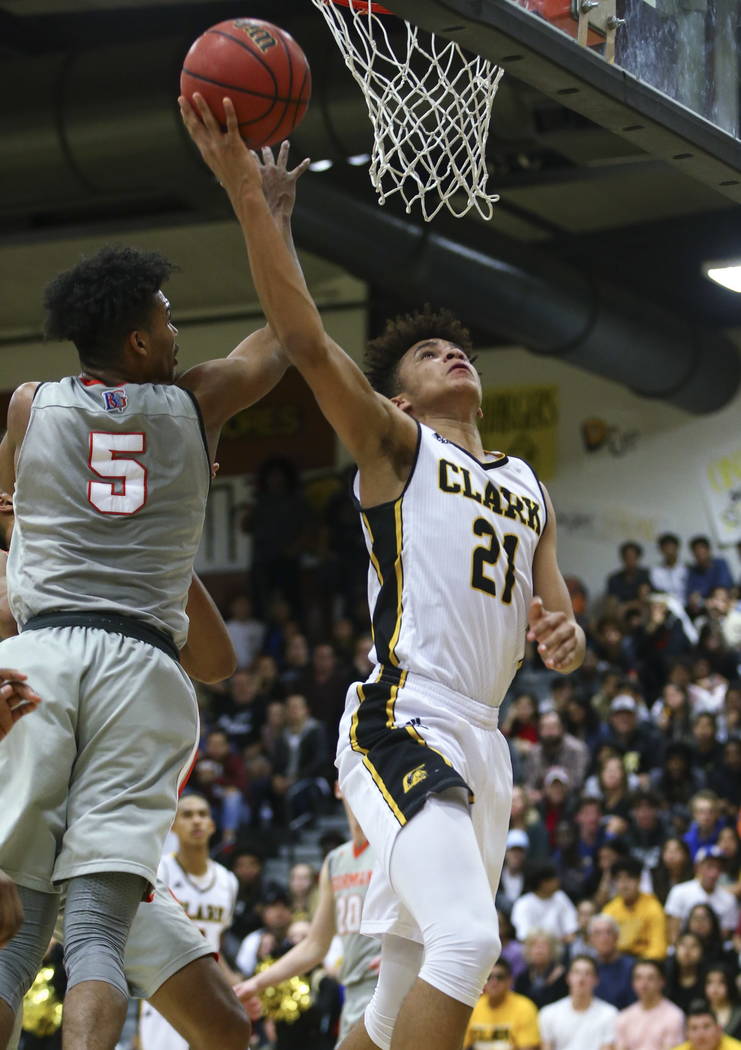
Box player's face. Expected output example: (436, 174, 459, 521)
(396, 338, 481, 415)
(144, 291, 179, 383)
(174, 797, 215, 846)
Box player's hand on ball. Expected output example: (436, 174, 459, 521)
(257, 142, 311, 223)
(527, 597, 579, 672)
(0, 671, 42, 740)
(179, 94, 261, 196)
(0, 870, 23, 946)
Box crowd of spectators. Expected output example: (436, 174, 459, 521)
(181, 470, 741, 1050)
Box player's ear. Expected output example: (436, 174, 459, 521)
(477, 405, 483, 419)
(391, 393, 414, 415)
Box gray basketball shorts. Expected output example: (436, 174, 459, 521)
(0, 626, 199, 893)
(50, 879, 214, 999)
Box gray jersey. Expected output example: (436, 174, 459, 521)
(7, 377, 210, 647)
(327, 840, 379, 988)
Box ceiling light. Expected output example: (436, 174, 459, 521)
(347, 153, 371, 166)
(703, 260, 741, 293)
(309, 159, 334, 173)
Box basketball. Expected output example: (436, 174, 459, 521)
(180, 18, 311, 149)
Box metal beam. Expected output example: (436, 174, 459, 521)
(382, 0, 741, 203)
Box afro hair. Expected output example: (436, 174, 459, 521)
(364, 305, 473, 398)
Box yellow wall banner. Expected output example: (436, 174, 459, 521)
(479, 384, 558, 480)
(701, 440, 741, 545)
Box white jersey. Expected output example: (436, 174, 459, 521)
(158, 853, 238, 953)
(355, 422, 544, 706)
(139, 854, 238, 1050)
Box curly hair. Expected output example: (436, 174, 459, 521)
(43, 245, 177, 368)
(364, 305, 473, 397)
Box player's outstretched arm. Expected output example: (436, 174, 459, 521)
(233, 857, 336, 1008)
(179, 574, 237, 684)
(177, 141, 309, 448)
(528, 485, 585, 674)
(179, 94, 417, 475)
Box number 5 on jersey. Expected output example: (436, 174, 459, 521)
(88, 431, 148, 516)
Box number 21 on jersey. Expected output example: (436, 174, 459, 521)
(471, 517, 519, 603)
(88, 431, 148, 516)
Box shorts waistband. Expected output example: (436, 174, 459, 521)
(373, 666, 499, 730)
(22, 611, 180, 663)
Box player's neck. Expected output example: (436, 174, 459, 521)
(80, 366, 135, 387)
(176, 846, 210, 877)
(417, 414, 485, 458)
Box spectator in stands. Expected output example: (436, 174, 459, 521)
(498, 908, 527, 980)
(222, 846, 266, 964)
(592, 617, 634, 672)
(591, 668, 625, 722)
(217, 669, 266, 752)
(235, 883, 294, 976)
(225, 593, 265, 669)
(665, 846, 739, 942)
(684, 903, 737, 969)
(684, 791, 727, 860)
(570, 899, 598, 959)
(635, 592, 694, 696)
(651, 533, 688, 606)
(615, 959, 685, 1050)
(719, 683, 741, 741)
(297, 642, 352, 731)
(715, 825, 741, 885)
(498, 829, 529, 913)
(651, 742, 705, 820)
(553, 821, 591, 902)
(280, 633, 311, 691)
(686, 536, 734, 610)
(539, 954, 618, 1050)
(597, 755, 633, 826)
(350, 634, 374, 682)
(191, 729, 249, 847)
(564, 694, 603, 755)
(583, 839, 630, 911)
(253, 653, 284, 703)
(704, 967, 741, 1040)
(603, 855, 667, 959)
(589, 914, 636, 1009)
(260, 699, 287, 764)
(690, 657, 730, 716)
(525, 710, 590, 791)
(288, 861, 319, 919)
(503, 691, 540, 762)
(540, 768, 572, 849)
(708, 739, 741, 811)
(574, 795, 607, 881)
(625, 789, 668, 873)
(651, 682, 695, 743)
(696, 587, 741, 654)
(511, 863, 579, 943)
(510, 784, 550, 863)
(514, 931, 569, 1009)
(692, 714, 725, 779)
(603, 694, 661, 777)
(271, 694, 328, 822)
(664, 933, 707, 1013)
(464, 958, 540, 1050)
(672, 1000, 741, 1050)
(245, 456, 312, 616)
(651, 835, 694, 905)
(607, 541, 652, 606)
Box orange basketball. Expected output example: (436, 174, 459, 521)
(180, 18, 311, 148)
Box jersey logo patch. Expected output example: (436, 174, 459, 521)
(102, 388, 128, 413)
(434, 432, 449, 443)
(402, 763, 428, 793)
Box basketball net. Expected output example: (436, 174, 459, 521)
(311, 0, 504, 221)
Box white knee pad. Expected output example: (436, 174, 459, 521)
(389, 792, 501, 1008)
(363, 935, 423, 1050)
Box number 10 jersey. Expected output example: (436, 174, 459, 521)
(8, 376, 210, 648)
(355, 422, 544, 708)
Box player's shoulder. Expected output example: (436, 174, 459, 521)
(326, 839, 354, 869)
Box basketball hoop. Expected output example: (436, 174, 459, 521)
(311, 0, 503, 221)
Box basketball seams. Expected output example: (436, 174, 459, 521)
(205, 29, 279, 94)
(260, 28, 295, 151)
(181, 69, 296, 108)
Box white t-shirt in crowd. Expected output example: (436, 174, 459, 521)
(664, 877, 739, 932)
(539, 996, 617, 1050)
(511, 890, 578, 942)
